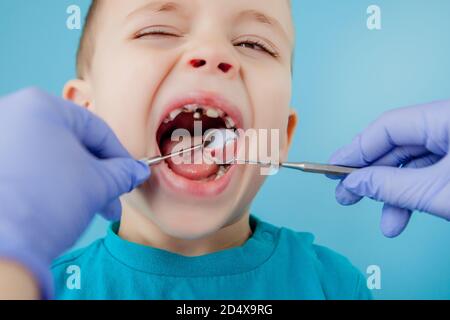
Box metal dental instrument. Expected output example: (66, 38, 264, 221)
(239, 160, 356, 176)
(141, 129, 357, 176)
(140, 130, 221, 167)
(280, 162, 356, 176)
(141, 143, 204, 167)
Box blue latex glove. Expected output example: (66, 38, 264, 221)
(0, 88, 150, 298)
(329, 100, 450, 238)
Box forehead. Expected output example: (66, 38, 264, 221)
(97, 0, 294, 45)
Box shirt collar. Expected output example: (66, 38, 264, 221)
(103, 215, 279, 277)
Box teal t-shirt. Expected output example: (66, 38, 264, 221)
(51, 215, 372, 300)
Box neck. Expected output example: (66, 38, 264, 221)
(118, 203, 252, 257)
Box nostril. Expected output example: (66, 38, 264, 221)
(190, 59, 207, 68)
(218, 63, 233, 73)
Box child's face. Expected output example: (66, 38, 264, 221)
(65, 0, 296, 239)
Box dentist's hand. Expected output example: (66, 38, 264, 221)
(0, 88, 150, 298)
(329, 100, 450, 238)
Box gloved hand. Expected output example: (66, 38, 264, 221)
(0, 88, 150, 298)
(329, 100, 450, 238)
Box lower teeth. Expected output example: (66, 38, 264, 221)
(214, 165, 228, 180)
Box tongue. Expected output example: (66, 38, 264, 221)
(161, 137, 220, 180)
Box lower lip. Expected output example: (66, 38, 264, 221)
(153, 160, 240, 198)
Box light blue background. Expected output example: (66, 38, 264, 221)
(1, 0, 450, 299)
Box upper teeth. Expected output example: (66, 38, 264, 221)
(169, 109, 183, 120)
(206, 109, 220, 118)
(193, 111, 202, 120)
(164, 104, 238, 129)
(183, 104, 198, 112)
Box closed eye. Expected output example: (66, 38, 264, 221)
(135, 27, 182, 39)
(234, 39, 279, 58)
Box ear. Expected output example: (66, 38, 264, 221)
(280, 108, 298, 163)
(62, 79, 93, 109)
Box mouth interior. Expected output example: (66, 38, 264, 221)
(156, 107, 234, 182)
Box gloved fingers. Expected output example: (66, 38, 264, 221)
(96, 158, 150, 206)
(328, 133, 369, 167)
(341, 165, 425, 210)
(327, 145, 429, 181)
(71, 108, 131, 160)
(380, 204, 413, 238)
(100, 199, 122, 221)
(371, 146, 429, 167)
(327, 134, 369, 181)
(376, 154, 437, 238)
(329, 104, 449, 169)
(27, 87, 131, 160)
(335, 181, 363, 206)
(12, 87, 132, 160)
(331, 146, 427, 205)
(402, 153, 442, 169)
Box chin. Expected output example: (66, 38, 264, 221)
(152, 212, 229, 240)
(141, 178, 243, 240)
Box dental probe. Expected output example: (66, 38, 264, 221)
(140, 144, 204, 167)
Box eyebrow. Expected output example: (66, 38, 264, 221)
(126, 1, 187, 20)
(236, 9, 292, 46)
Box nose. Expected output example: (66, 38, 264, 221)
(185, 46, 239, 78)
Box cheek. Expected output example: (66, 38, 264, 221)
(90, 46, 179, 157)
(248, 68, 292, 130)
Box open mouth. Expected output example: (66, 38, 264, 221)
(155, 95, 243, 186)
